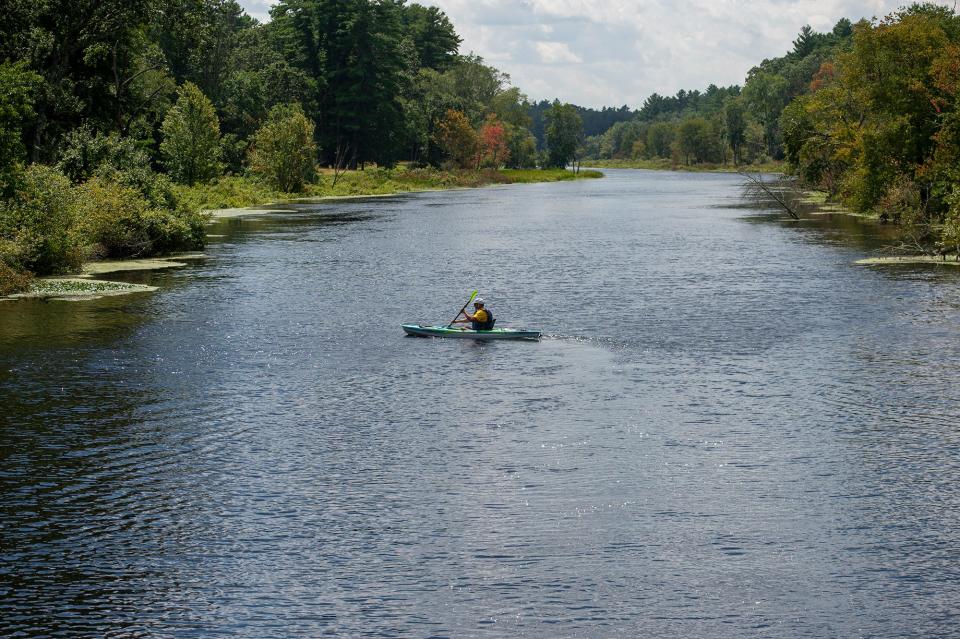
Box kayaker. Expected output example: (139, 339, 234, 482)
(454, 297, 495, 330)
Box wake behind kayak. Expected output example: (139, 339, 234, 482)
(402, 324, 541, 340)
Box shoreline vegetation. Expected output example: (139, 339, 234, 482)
(0, 168, 600, 301)
(178, 167, 602, 213)
(584, 159, 786, 174)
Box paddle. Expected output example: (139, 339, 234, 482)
(447, 290, 478, 327)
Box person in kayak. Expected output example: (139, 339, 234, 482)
(453, 297, 495, 330)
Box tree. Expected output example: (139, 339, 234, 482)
(724, 98, 748, 165)
(478, 114, 510, 168)
(833, 18, 853, 38)
(0, 61, 41, 196)
(248, 103, 317, 192)
(269, 0, 409, 167)
(677, 117, 714, 165)
(941, 198, 960, 259)
(792, 25, 818, 58)
(400, 4, 461, 70)
(646, 122, 674, 158)
(506, 126, 538, 168)
(434, 109, 477, 169)
(490, 87, 531, 129)
(0, 0, 159, 161)
(742, 71, 789, 158)
(544, 101, 582, 168)
(160, 82, 224, 184)
(445, 55, 508, 125)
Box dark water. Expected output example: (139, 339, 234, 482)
(3, 169, 960, 638)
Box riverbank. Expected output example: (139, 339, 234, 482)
(0, 168, 601, 298)
(175, 167, 603, 213)
(797, 190, 872, 218)
(583, 158, 785, 173)
(791, 189, 959, 267)
(0, 254, 207, 301)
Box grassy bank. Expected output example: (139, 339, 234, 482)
(584, 158, 786, 173)
(174, 167, 603, 212)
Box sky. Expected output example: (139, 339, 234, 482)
(238, 0, 956, 109)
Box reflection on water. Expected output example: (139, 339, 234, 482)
(2, 169, 960, 637)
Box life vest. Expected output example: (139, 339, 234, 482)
(471, 308, 495, 330)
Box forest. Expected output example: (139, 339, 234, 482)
(0, 0, 587, 294)
(4, 2, 960, 296)
(582, 3, 960, 254)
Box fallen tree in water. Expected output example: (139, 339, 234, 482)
(739, 169, 800, 220)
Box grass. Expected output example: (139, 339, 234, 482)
(174, 167, 602, 211)
(584, 158, 786, 173)
(173, 176, 288, 212)
(501, 168, 603, 182)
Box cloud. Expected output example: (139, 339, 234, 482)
(240, 0, 274, 22)
(535, 41, 583, 64)
(239, 0, 957, 107)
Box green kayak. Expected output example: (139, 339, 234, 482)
(402, 324, 541, 340)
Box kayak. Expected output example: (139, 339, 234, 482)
(402, 324, 541, 340)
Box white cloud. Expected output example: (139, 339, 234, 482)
(535, 41, 583, 64)
(239, 0, 957, 107)
(241, 0, 274, 22)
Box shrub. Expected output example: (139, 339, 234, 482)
(0, 164, 82, 274)
(0, 259, 32, 295)
(75, 178, 206, 258)
(141, 204, 207, 255)
(74, 178, 152, 258)
(248, 103, 317, 192)
(941, 192, 960, 259)
(876, 175, 923, 224)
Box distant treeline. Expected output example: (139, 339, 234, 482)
(580, 19, 856, 166)
(582, 3, 960, 253)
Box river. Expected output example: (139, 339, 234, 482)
(2, 169, 960, 637)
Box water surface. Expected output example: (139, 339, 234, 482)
(3, 169, 960, 637)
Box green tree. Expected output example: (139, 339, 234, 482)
(161, 82, 224, 185)
(646, 122, 675, 158)
(445, 55, 508, 126)
(248, 103, 317, 192)
(742, 71, 789, 158)
(269, 0, 408, 167)
(0, 0, 160, 160)
(941, 197, 960, 259)
(400, 4, 461, 70)
(490, 87, 532, 129)
(723, 98, 748, 164)
(792, 25, 819, 57)
(506, 126, 538, 168)
(544, 101, 582, 168)
(677, 117, 715, 164)
(0, 61, 41, 195)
